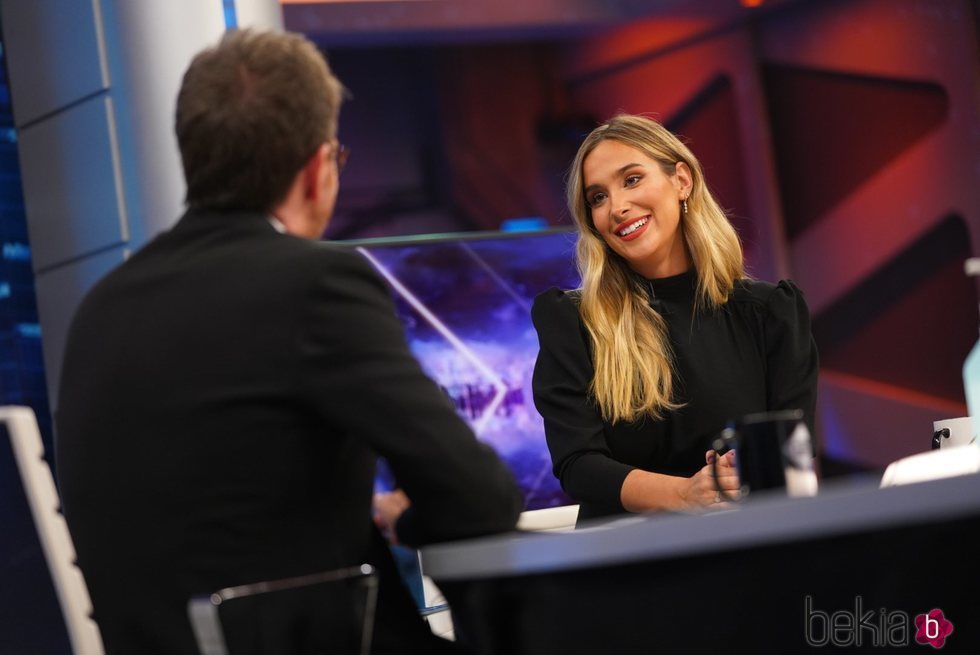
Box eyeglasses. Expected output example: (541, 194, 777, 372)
(334, 142, 350, 174)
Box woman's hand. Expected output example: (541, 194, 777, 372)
(679, 450, 740, 510)
(621, 451, 741, 513)
(372, 489, 411, 544)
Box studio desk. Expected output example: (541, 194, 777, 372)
(421, 474, 980, 653)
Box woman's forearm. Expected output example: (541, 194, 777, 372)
(620, 468, 687, 512)
(620, 452, 739, 512)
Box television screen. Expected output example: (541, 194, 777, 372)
(343, 229, 580, 511)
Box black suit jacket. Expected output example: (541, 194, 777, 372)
(56, 209, 522, 654)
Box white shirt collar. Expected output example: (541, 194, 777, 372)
(267, 215, 287, 234)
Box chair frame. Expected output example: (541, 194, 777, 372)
(188, 563, 379, 655)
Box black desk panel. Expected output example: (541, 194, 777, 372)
(422, 475, 980, 653)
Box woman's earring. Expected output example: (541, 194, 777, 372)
(682, 198, 689, 215)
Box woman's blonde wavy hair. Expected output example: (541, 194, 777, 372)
(567, 114, 745, 423)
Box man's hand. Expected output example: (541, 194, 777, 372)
(372, 489, 411, 544)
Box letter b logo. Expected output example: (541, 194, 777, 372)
(805, 596, 830, 647)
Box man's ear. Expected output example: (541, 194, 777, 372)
(303, 143, 331, 200)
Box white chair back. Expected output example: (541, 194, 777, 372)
(1, 405, 105, 655)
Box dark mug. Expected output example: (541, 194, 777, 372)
(711, 409, 817, 501)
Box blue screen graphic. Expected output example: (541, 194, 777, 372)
(352, 230, 581, 510)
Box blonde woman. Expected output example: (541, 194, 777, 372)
(532, 114, 818, 522)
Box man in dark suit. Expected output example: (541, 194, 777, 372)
(55, 29, 522, 654)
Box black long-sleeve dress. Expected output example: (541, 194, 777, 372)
(531, 268, 819, 522)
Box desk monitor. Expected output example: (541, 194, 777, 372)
(340, 229, 580, 511)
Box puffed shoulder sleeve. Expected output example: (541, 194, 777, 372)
(532, 289, 634, 508)
(765, 280, 819, 435)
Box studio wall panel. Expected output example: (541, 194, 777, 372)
(764, 64, 948, 239)
(325, 47, 469, 239)
(438, 44, 562, 230)
(17, 95, 126, 272)
(754, 0, 979, 471)
(232, 0, 283, 30)
(813, 215, 975, 404)
(759, 0, 975, 82)
(0, 0, 108, 126)
(759, 0, 980, 316)
(97, 0, 227, 246)
(818, 370, 966, 468)
(666, 75, 753, 258)
(34, 246, 126, 410)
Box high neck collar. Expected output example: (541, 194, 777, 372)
(644, 267, 697, 300)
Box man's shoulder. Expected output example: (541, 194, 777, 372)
(278, 239, 379, 279)
(78, 221, 380, 315)
(257, 239, 391, 307)
(187, 211, 380, 279)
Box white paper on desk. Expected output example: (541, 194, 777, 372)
(880, 445, 980, 487)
